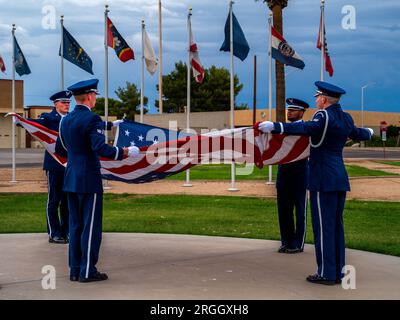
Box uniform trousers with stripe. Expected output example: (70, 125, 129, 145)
(310, 191, 346, 281)
(277, 188, 307, 250)
(67, 192, 103, 279)
(46, 170, 69, 239)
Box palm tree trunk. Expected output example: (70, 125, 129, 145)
(271, 5, 286, 123)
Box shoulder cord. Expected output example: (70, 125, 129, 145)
(310, 109, 329, 148)
(58, 117, 68, 151)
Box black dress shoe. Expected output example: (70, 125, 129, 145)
(278, 245, 287, 253)
(306, 273, 336, 286)
(285, 248, 303, 254)
(49, 236, 68, 244)
(70, 275, 79, 282)
(79, 272, 108, 283)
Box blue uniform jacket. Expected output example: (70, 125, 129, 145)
(55, 105, 124, 194)
(272, 104, 372, 192)
(30, 109, 65, 172)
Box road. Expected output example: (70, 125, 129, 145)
(0, 147, 399, 168)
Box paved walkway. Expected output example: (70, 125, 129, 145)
(0, 233, 399, 300)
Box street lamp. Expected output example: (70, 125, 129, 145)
(361, 82, 375, 128)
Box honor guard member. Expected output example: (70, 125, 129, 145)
(258, 81, 373, 285)
(30, 90, 72, 244)
(55, 79, 139, 283)
(276, 98, 309, 254)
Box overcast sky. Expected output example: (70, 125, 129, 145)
(0, 0, 399, 113)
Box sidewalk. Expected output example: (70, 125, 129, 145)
(1, 233, 399, 300)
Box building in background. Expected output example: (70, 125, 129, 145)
(0, 79, 25, 148)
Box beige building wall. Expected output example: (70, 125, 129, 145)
(0, 79, 25, 148)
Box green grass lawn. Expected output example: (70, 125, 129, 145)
(375, 161, 400, 167)
(0, 193, 399, 257)
(166, 164, 397, 181)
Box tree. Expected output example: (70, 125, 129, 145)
(94, 81, 148, 120)
(155, 62, 245, 113)
(256, 0, 288, 122)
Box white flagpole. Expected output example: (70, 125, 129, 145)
(104, 4, 109, 143)
(11, 24, 17, 183)
(183, 7, 193, 188)
(320, 0, 325, 81)
(228, 0, 238, 192)
(267, 12, 274, 185)
(103, 5, 110, 190)
(140, 20, 145, 123)
(158, 0, 163, 114)
(60, 15, 64, 90)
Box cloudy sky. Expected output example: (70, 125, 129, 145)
(0, 0, 399, 113)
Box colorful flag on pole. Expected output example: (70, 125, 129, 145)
(271, 26, 305, 70)
(220, 11, 250, 61)
(60, 26, 94, 75)
(317, 11, 334, 77)
(9, 113, 310, 184)
(0, 52, 5, 73)
(107, 17, 134, 62)
(143, 28, 157, 75)
(13, 36, 31, 76)
(188, 18, 204, 83)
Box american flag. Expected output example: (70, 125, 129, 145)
(9, 114, 310, 184)
(317, 10, 334, 77)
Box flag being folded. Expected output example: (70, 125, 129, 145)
(107, 17, 134, 62)
(9, 113, 310, 184)
(271, 26, 305, 70)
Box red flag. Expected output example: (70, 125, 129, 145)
(189, 19, 204, 83)
(0, 52, 6, 73)
(317, 12, 334, 77)
(107, 17, 134, 62)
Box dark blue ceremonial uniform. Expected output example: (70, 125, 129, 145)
(271, 83, 372, 281)
(55, 80, 124, 280)
(276, 131, 308, 251)
(30, 105, 69, 240)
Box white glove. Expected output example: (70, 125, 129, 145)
(366, 128, 374, 136)
(258, 121, 274, 133)
(113, 120, 124, 127)
(128, 146, 140, 157)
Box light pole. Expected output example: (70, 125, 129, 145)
(361, 82, 375, 128)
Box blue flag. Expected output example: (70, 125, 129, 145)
(220, 11, 250, 61)
(13, 36, 31, 77)
(60, 26, 93, 75)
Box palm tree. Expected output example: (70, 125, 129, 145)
(256, 0, 288, 122)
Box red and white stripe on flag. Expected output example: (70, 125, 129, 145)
(0, 53, 6, 73)
(189, 21, 204, 83)
(317, 12, 334, 77)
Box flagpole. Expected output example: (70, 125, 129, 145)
(60, 15, 64, 90)
(140, 20, 145, 123)
(11, 24, 17, 183)
(104, 4, 109, 143)
(267, 11, 274, 185)
(158, 0, 163, 114)
(228, 0, 238, 192)
(183, 7, 193, 188)
(103, 5, 110, 190)
(320, 0, 325, 81)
